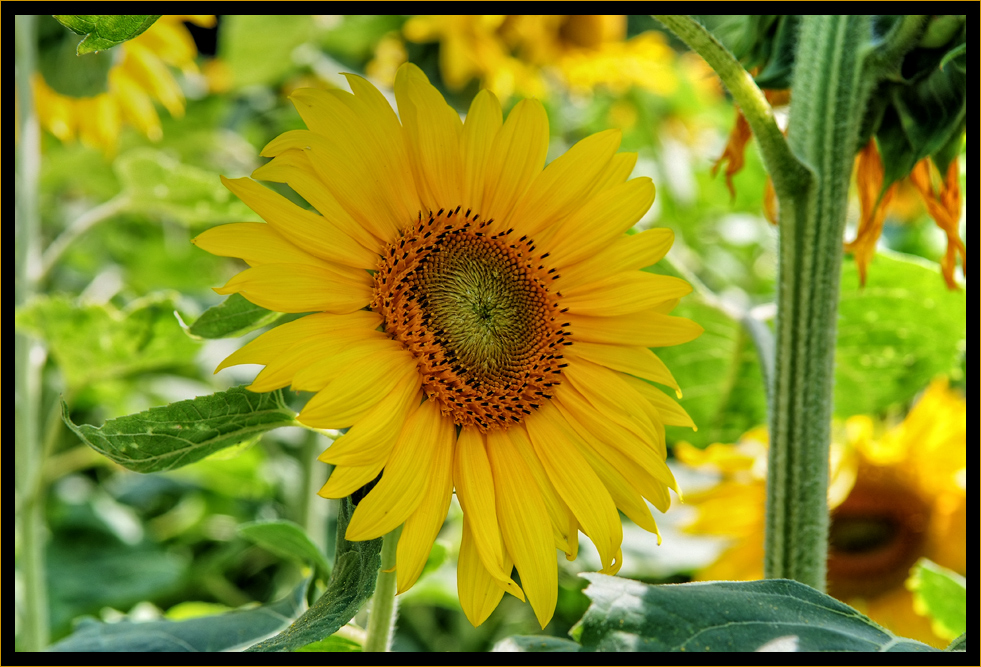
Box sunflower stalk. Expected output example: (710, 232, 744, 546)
(364, 526, 401, 652)
(655, 15, 887, 591)
(16, 14, 50, 652)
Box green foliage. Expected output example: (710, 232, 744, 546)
(49, 581, 306, 651)
(53, 15, 161, 54)
(115, 149, 254, 227)
(239, 520, 331, 579)
(16, 293, 198, 389)
(836, 251, 966, 415)
(662, 251, 965, 447)
(296, 635, 363, 652)
(657, 299, 768, 448)
(908, 559, 967, 641)
(247, 497, 383, 652)
(189, 293, 280, 339)
(219, 15, 316, 87)
(567, 576, 936, 652)
(62, 386, 298, 473)
(37, 15, 115, 97)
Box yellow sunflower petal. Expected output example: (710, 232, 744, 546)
(318, 461, 387, 499)
(524, 402, 622, 572)
(192, 222, 330, 268)
(214, 310, 380, 373)
(556, 227, 674, 290)
(569, 341, 679, 391)
(395, 63, 464, 210)
(505, 425, 573, 555)
(346, 399, 455, 541)
(561, 271, 691, 316)
(220, 176, 379, 270)
(506, 129, 621, 237)
(480, 98, 549, 223)
(213, 263, 372, 314)
(318, 375, 422, 467)
(298, 349, 418, 429)
(453, 428, 523, 594)
(461, 90, 503, 212)
(567, 310, 703, 348)
(487, 428, 557, 628)
(252, 149, 381, 252)
(458, 518, 510, 627)
(396, 415, 456, 593)
(622, 374, 697, 429)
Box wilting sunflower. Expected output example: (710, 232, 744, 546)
(34, 15, 214, 154)
(676, 379, 966, 647)
(194, 63, 701, 627)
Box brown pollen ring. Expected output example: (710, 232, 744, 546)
(371, 207, 570, 431)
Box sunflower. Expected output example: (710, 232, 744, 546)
(34, 15, 214, 154)
(676, 379, 966, 647)
(193, 63, 702, 628)
(384, 15, 677, 100)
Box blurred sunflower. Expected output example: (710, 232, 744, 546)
(676, 379, 966, 647)
(194, 63, 702, 628)
(378, 15, 678, 100)
(34, 15, 214, 154)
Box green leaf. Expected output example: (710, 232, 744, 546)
(908, 559, 967, 640)
(492, 636, 582, 652)
(37, 15, 114, 96)
(115, 148, 253, 226)
(835, 251, 966, 416)
(655, 299, 768, 448)
(53, 15, 161, 54)
(239, 520, 331, 578)
(189, 293, 280, 339)
(48, 580, 306, 651)
(296, 635, 362, 652)
(15, 293, 198, 389)
(574, 575, 937, 652)
(247, 497, 383, 652)
(62, 386, 298, 473)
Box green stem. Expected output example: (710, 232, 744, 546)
(16, 14, 50, 651)
(767, 15, 875, 590)
(363, 526, 401, 652)
(652, 15, 811, 200)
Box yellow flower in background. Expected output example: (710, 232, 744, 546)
(34, 15, 214, 154)
(676, 379, 966, 648)
(194, 63, 702, 628)
(386, 15, 677, 100)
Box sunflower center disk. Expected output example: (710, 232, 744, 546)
(372, 208, 570, 431)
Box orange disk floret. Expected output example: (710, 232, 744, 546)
(372, 207, 570, 431)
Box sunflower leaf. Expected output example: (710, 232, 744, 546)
(574, 575, 938, 652)
(53, 15, 161, 54)
(189, 293, 281, 339)
(239, 520, 331, 579)
(491, 636, 582, 652)
(48, 579, 306, 651)
(908, 559, 967, 641)
(62, 387, 298, 473)
(246, 497, 383, 652)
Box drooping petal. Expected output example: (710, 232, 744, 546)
(487, 428, 557, 628)
(524, 402, 622, 572)
(396, 413, 455, 593)
(453, 428, 523, 596)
